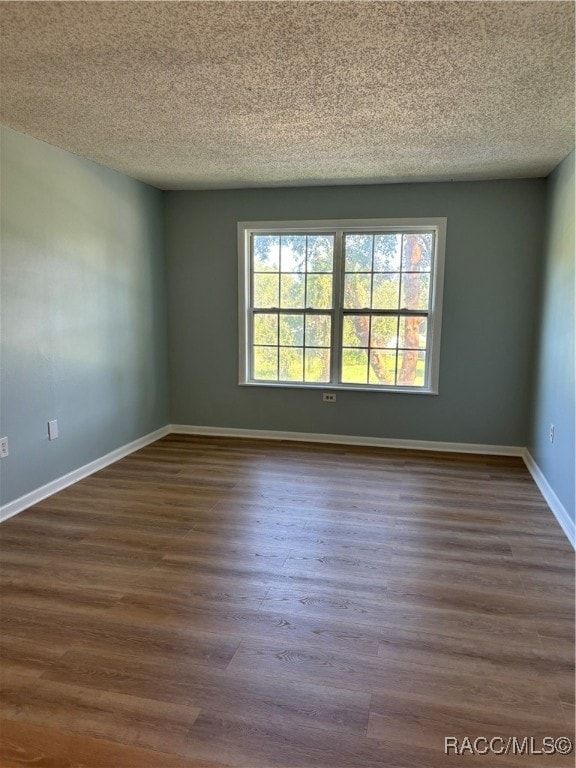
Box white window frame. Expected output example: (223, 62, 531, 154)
(238, 218, 446, 394)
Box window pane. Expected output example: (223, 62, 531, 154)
(374, 234, 401, 272)
(279, 347, 304, 381)
(253, 346, 278, 380)
(397, 349, 426, 387)
(402, 233, 433, 272)
(281, 274, 305, 308)
(306, 274, 332, 309)
(399, 316, 427, 349)
(341, 348, 368, 383)
(401, 273, 430, 310)
(344, 273, 371, 308)
(253, 235, 280, 272)
(372, 274, 400, 310)
(279, 314, 304, 346)
(253, 313, 278, 346)
(371, 316, 398, 348)
(253, 274, 279, 308)
(305, 314, 331, 347)
(280, 235, 306, 273)
(305, 348, 330, 382)
(368, 349, 397, 385)
(345, 234, 373, 272)
(245, 220, 442, 393)
(307, 235, 334, 273)
(342, 315, 369, 347)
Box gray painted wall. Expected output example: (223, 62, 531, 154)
(529, 151, 575, 523)
(0, 127, 169, 506)
(165, 180, 545, 446)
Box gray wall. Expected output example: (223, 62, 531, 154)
(0, 127, 169, 506)
(165, 180, 545, 446)
(529, 151, 575, 523)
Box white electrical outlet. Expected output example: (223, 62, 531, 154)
(549, 424, 555, 443)
(0, 436, 8, 458)
(48, 420, 59, 440)
(323, 393, 336, 403)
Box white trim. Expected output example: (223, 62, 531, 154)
(238, 218, 447, 232)
(237, 221, 251, 385)
(237, 381, 438, 395)
(522, 449, 575, 549)
(170, 423, 523, 456)
(238, 218, 447, 395)
(0, 426, 170, 523)
(428, 221, 446, 394)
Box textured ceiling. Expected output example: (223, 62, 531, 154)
(1, 1, 574, 190)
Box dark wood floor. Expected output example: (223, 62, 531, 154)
(0, 435, 574, 767)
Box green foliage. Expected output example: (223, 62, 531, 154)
(251, 231, 432, 385)
(253, 234, 333, 274)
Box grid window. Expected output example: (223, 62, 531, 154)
(251, 234, 334, 384)
(239, 219, 446, 393)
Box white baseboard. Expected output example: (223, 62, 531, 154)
(0, 426, 170, 523)
(522, 449, 575, 549)
(169, 423, 524, 456)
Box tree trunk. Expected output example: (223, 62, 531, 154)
(350, 314, 393, 384)
(397, 235, 421, 385)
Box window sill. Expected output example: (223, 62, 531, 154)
(239, 381, 438, 395)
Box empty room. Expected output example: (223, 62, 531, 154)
(0, 1, 574, 767)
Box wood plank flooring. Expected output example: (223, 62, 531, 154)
(1, 434, 574, 767)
